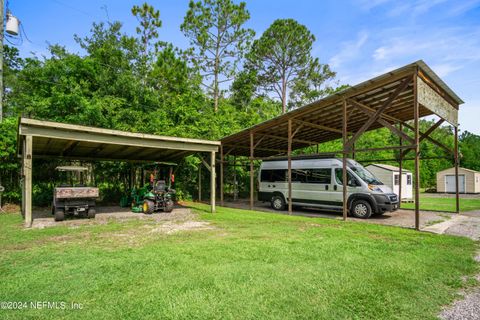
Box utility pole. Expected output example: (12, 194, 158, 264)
(0, 0, 4, 123)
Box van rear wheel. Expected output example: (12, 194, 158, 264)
(351, 200, 372, 219)
(271, 195, 286, 211)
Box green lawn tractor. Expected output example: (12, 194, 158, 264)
(142, 179, 175, 214)
(121, 162, 176, 214)
(129, 185, 149, 213)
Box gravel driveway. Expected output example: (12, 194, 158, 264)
(424, 211, 480, 320)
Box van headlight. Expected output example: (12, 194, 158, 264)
(368, 184, 383, 192)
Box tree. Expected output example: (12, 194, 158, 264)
(288, 63, 339, 108)
(181, 0, 254, 112)
(247, 19, 335, 114)
(131, 2, 163, 57)
(460, 131, 480, 171)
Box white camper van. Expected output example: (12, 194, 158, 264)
(258, 157, 399, 218)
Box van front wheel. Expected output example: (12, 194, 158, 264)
(271, 195, 286, 211)
(351, 200, 372, 219)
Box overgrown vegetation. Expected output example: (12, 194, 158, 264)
(0, 203, 478, 319)
(0, 0, 478, 206)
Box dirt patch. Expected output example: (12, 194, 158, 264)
(17, 207, 217, 250)
(150, 221, 214, 234)
(1, 203, 20, 213)
(30, 206, 195, 229)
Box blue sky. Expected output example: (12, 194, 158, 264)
(8, 0, 480, 134)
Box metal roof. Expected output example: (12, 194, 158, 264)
(366, 164, 412, 172)
(221, 60, 462, 158)
(18, 118, 220, 162)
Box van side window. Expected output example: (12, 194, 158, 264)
(293, 169, 308, 183)
(260, 170, 272, 182)
(260, 169, 287, 182)
(335, 169, 358, 186)
(308, 169, 331, 184)
(272, 170, 287, 182)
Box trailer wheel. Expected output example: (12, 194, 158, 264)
(54, 208, 65, 221)
(271, 194, 286, 211)
(164, 200, 174, 213)
(351, 200, 372, 219)
(143, 200, 155, 214)
(87, 208, 96, 219)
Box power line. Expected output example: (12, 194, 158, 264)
(50, 0, 95, 18)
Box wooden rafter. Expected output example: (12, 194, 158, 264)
(401, 119, 453, 156)
(345, 77, 412, 149)
(348, 99, 415, 144)
(292, 119, 343, 134)
(261, 133, 318, 146)
(61, 141, 79, 156)
(253, 136, 266, 150)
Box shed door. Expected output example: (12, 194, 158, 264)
(445, 175, 465, 193)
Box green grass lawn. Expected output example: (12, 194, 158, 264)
(0, 203, 478, 319)
(402, 196, 480, 212)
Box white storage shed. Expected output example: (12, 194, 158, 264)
(366, 164, 413, 199)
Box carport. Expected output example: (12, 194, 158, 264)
(17, 118, 220, 227)
(220, 60, 463, 230)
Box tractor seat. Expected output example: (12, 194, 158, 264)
(154, 180, 166, 193)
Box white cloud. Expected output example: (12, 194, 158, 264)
(329, 31, 368, 68)
(371, 27, 480, 70)
(411, 0, 448, 16)
(430, 63, 462, 77)
(448, 0, 480, 15)
(355, 0, 477, 18)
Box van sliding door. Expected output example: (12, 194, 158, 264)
(293, 168, 333, 206)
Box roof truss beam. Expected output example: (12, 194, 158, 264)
(345, 77, 413, 149)
(348, 99, 415, 145)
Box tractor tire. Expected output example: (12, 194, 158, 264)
(87, 208, 96, 219)
(164, 200, 174, 213)
(143, 200, 155, 214)
(54, 208, 65, 222)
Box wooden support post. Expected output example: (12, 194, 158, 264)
(198, 165, 201, 202)
(398, 123, 403, 208)
(342, 100, 348, 221)
(21, 138, 25, 217)
(24, 135, 33, 227)
(129, 165, 133, 190)
(210, 151, 216, 213)
(454, 126, 460, 213)
(352, 142, 355, 160)
(413, 73, 420, 230)
(220, 144, 224, 206)
(250, 132, 254, 210)
(168, 166, 172, 189)
(233, 156, 238, 201)
(288, 119, 293, 214)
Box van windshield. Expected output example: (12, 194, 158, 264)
(349, 165, 383, 185)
